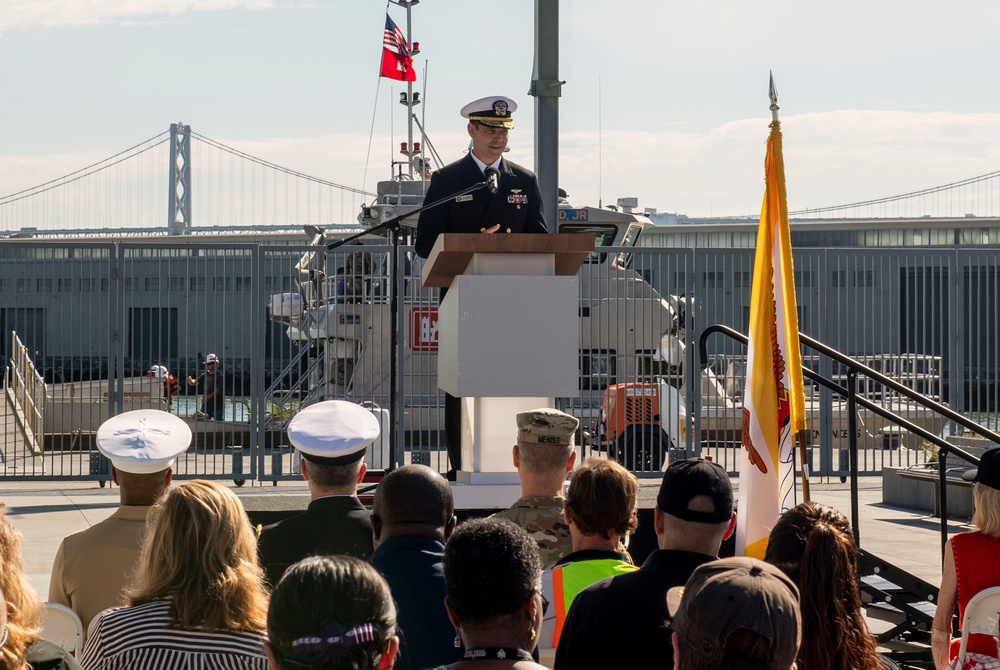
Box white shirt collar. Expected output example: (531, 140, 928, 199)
(470, 152, 501, 174)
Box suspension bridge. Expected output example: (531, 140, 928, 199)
(4, 123, 1000, 235)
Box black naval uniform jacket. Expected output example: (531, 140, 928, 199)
(415, 153, 548, 259)
(257, 495, 373, 588)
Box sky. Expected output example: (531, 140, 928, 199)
(3, 0, 1000, 222)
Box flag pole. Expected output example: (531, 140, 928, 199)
(769, 71, 811, 503)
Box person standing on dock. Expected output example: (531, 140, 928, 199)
(186, 353, 224, 420)
(48, 410, 190, 636)
(415, 95, 548, 480)
(257, 400, 379, 588)
(146, 364, 179, 410)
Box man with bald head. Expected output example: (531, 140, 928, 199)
(369, 464, 460, 670)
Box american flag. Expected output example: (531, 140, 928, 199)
(383, 14, 410, 57)
(380, 14, 416, 82)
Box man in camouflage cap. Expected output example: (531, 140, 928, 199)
(490, 408, 579, 567)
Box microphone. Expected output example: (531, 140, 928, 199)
(485, 167, 499, 194)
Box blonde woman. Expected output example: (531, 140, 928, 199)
(932, 448, 1000, 669)
(82, 480, 269, 670)
(0, 504, 81, 670)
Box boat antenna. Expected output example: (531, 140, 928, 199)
(598, 75, 603, 209)
(420, 59, 429, 189)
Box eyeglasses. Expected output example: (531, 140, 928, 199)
(0, 625, 8, 650)
(536, 590, 549, 616)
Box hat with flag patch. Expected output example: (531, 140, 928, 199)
(461, 96, 517, 128)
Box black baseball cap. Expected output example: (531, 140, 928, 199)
(962, 447, 1000, 490)
(657, 458, 734, 523)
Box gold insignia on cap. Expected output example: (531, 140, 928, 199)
(493, 100, 508, 117)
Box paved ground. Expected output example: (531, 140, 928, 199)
(2, 472, 965, 600)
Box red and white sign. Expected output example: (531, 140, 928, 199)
(409, 307, 439, 352)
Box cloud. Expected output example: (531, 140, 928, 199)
(559, 110, 1000, 218)
(0, 0, 274, 32)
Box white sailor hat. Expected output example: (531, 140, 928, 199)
(460, 96, 517, 128)
(287, 400, 380, 465)
(97, 409, 191, 474)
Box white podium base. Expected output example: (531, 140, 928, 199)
(455, 471, 521, 485)
(461, 396, 551, 475)
(449, 482, 522, 509)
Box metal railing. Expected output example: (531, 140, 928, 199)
(4, 331, 46, 457)
(2, 240, 1000, 486)
(700, 323, 1000, 667)
(699, 323, 1000, 552)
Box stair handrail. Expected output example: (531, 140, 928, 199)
(6, 331, 46, 454)
(698, 324, 1000, 556)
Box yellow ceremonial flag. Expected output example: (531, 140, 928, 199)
(735, 118, 807, 559)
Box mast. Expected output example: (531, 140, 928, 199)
(391, 0, 421, 179)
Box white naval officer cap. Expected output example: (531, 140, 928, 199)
(97, 409, 191, 474)
(287, 400, 380, 466)
(460, 96, 517, 128)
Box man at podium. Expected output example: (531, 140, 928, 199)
(416, 95, 549, 479)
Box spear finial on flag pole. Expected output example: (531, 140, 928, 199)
(769, 71, 780, 122)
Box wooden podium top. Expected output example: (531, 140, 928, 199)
(420, 233, 595, 288)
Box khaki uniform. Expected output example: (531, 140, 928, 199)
(48, 505, 152, 632)
(492, 495, 571, 568)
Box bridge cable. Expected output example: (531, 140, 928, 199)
(189, 131, 375, 198)
(0, 131, 170, 205)
(789, 169, 1000, 216)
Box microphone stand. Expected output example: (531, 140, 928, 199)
(325, 178, 492, 470)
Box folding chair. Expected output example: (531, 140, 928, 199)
(42, 602, 83, 659)
(957, 586, 1000, 669)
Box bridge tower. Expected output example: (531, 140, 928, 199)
(168, 122, 191, 235)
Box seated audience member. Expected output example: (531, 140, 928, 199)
(667, 556, 802, 670)
(81, 480, 269, 670)
(266, 555, 398, 670)
(539, 457, 638, 662)
(933, 447, 1000, 670)
(491, 408, 579, 568)
(370, 464, 461, 670)
(765, 502, 884, 670)
(554, 458, 735, 669)
(259, 400, 380, 587)
(0, 503, 82, 670)
(439, 517, 548, 670)
(49, 410, 188, 634)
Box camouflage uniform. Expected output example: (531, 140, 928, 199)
(492, 408, 580, 568)
(492, 496, 572, 568)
